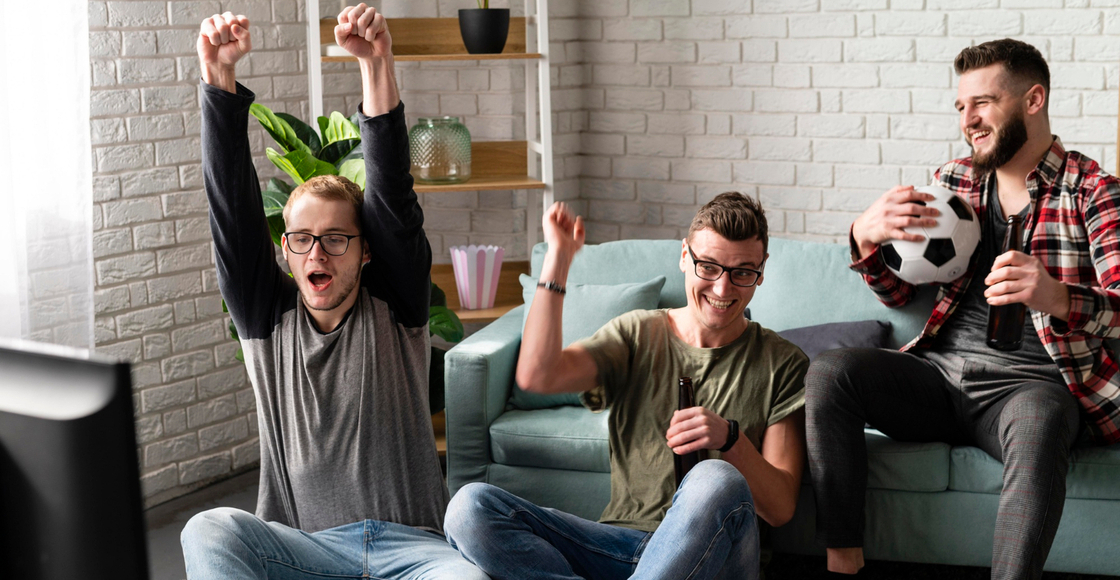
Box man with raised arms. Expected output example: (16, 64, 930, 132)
(179, 6, 487, 579)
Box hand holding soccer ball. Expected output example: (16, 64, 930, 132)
(859, 186, 981, 285)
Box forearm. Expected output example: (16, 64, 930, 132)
(516, 250, 575, 392)
(848, 229, 915, 308)
(721, 436, 801, 526)
(1052, 284, 1120, 338)
(359, 56, 400, 117)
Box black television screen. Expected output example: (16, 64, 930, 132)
(0, 340, 149, 580)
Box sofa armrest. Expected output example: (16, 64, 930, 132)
(445, 306, 524, 496)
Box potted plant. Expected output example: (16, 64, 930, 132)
(225, 104, 465, 414)
(458, 0, 510, 55)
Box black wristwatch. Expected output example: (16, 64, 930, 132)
(719, 418, 740, 452)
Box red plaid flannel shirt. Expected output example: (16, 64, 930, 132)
(851, 138, 1120, 445)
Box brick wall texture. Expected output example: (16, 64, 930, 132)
(93, 0, 1120, 505)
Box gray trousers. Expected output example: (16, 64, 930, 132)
(804, 348, 1081, 580)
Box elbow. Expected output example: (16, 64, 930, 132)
(514, 365, 546, 394)
(758, 499, 797, 528)
(756, 481, 800, 528)
(766, 503, 797, 528)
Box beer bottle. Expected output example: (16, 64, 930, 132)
(674, 377, 702, 488)
(986, 214, 1026, 351)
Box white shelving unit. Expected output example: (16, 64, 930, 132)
(304, 0, 555, 252)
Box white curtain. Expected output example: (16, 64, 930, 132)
(0, 1, 93, 348)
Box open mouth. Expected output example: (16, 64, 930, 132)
(970, 129, 992, 146)
(308, 272, 333, 291)
(705, 295, 734, 310)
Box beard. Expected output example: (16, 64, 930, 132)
(298, 263, 364, 313)
(969, 109, 1029, 175)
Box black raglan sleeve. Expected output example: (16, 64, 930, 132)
(200, 81, 292, 339)
(356, 101, 432, 329)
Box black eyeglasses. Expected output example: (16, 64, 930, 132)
(283, 232, 361, 256)
(687, 245, 762, 287)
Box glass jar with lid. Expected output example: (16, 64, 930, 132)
(408, 116, 472, 184)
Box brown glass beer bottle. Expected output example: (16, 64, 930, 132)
(986, 214, 1026, 351)
(674, 377, 702, 488)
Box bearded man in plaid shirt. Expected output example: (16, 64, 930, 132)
(804, 38, 1120, 580)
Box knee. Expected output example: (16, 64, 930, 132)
(805, 349, 867, 403)
(444, 483, 502, 544)
(1001, 388, 1080, 446)
(678, 460, 753, 511)
(181, 507, 258, 555)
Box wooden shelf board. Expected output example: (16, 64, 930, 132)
(321, 17, 528, 57)
(414, 175, 544, 193)
(412, 141, 541, 193)
(450, 304, 519, 323)
(324, 53, 541, 63)
(432, 260, 529, 325)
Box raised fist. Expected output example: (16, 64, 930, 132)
(197, 12, 252, 69)
(543, 202, 585, 259)
(335, 3, 392, 60)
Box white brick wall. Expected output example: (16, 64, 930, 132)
(91, 0, 559, 506)
(94, 0, 1120, 505)
(90, 0, 312, 506)
(567, 2, 1120, 243)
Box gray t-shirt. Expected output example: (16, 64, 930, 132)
(920, 182, 1060, 385)
(201, 82, 447, 534)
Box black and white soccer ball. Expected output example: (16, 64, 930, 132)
(880, 185, 980, 285)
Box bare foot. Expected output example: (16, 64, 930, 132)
(826, 547, 865, 574)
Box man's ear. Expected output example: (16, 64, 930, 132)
(756, 253, 769, 287)
(361, 239, 371, 266)
(280, 234, 289, 262)
(1025, 84, 1046, 115)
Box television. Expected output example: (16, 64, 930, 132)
(0, 339, 149, 580)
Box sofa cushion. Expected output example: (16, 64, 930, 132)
(949, 442, 1120, 500)
(778, 320, 892, 360)
(508, 275, 666, 410)
(532, 238, 939, 349)
(865, 429, 951, 492)
(532, 240, 686, 309)
(745, 237, 939, 350)
(489, 407, 611, 473)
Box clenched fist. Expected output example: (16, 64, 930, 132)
(197, 12, 251, 92)
(542, 202, 585, 261)
(335, 3, 392, 61)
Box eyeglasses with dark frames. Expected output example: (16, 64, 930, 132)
(283, 232, 361, 256)
(687, 244, 762, 288)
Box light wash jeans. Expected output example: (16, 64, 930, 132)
(180, 507, 489, 580)
(443, 460, 760, 580)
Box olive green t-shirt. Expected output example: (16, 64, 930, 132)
(577, 309, 808, 532)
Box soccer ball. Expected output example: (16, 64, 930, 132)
(879, 185, 980, 285)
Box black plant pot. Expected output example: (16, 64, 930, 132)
(458, 8, 510, 54)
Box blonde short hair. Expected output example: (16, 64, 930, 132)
(282, 175, 364, 229)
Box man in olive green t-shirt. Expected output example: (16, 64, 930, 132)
(444, 193, 809, 580)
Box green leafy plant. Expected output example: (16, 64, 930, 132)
(475, 0, 489, 8)
(224, 104, 465, 368)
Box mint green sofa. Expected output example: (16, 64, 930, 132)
(444, 237, 1120, 575)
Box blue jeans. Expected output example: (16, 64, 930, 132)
(180, 507, 489, 580)
(444, 460, 759, 580)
